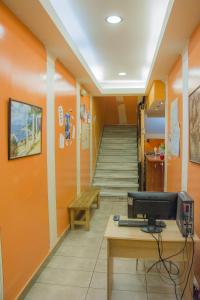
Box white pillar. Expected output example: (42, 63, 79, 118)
(181, 44, 189, 191)
(90, 96, 93, 183)
(46, 52, 58, 248)
(164, 80, 168, 192)
(76, 82, 81, 195)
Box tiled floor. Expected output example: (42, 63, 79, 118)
(24, 198, 177, 300)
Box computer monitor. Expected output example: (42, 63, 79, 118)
(128, 192, 177, 233)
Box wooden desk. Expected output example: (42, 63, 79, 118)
(104, 216, 198, 300)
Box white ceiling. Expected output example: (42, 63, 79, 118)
(41, 0, 173, 94)
(2, 0, 200, 96)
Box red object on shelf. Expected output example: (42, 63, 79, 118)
(160, 153, 164, 160)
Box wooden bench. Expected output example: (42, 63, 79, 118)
(69, 187, 100, 230)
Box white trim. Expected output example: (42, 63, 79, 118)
(181, 44, 189, 191)
(76, 82, 81, 195)
(0, 239, 3, 300)
(89, 96, 93, 183)
(46, 53, 58, 248)
(164, 80, 168, 192)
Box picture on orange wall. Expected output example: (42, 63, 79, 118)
(189, 85, 200, 163)
(8, 99, 42, 159)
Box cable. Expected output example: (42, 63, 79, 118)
(151, 233, 180, 300)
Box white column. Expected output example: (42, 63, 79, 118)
(164, 80, 168, 192)
(0, 238, 3, 300)
(181, 45, 189, 191)
(90, 96, 93, 183)
(46, 52, 58, 248)
(76, 82, 81, 195)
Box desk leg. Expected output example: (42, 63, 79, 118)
(179, 245, 194, 300)
(97, 193, 100, 209)
(107, 240, 113, 300)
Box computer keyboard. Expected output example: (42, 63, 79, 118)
(118, 220, 166, 228)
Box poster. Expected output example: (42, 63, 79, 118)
(81, 123, 89, 150)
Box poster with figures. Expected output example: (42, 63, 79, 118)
(58, 106, 75, 149)
(169, 99, 180, 156)
(65, 110, 75, 147)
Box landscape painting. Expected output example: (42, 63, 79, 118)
(189, 85, 200, 163)
(9, 99, 42, 159)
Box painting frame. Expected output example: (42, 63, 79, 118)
(8, 98, 43, 160)
(189, 84, 200, 164)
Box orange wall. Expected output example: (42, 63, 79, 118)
(80, 94, 91, 191)
(144, 139, 164, 153)
(92, 97, 104, 171)
(187, 25, 200, 284)
(97, 96, 138, 125)
(167, 57, 183, 192)
(55, 61, 77, 236)
(0, 3, 49, 299)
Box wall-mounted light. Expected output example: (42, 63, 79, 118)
(118, 72, 127, 76)
(105, 16, 123, 24)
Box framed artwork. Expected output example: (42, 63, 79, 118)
(8, 99, 42, 159)
(189, 85, 200, 163)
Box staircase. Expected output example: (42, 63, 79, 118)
(93, 125, 139, 198)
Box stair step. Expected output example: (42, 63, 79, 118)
(94, 171, 138, 179)
(96, 162, 138, 171)
(100, 188, 138, 197)
(98, 156, 137, 163)
(99, 149, 137, 155)
(101, 138, 137, 144)
(103, 133, 137, 137)
(93, 180, 138, 188)
(101, 144, 137, 150)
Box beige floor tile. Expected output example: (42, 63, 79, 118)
(95, 259, 107, 273)
(146, 273, 178, 294)
(47, 255, 96, 272)
(86, 288, 107, 300)
(24, 283, 87, 300)
(67, 230, 103, 240)
(101, 239, 107, 249)
(113, 273, 146, 292)
(112, 290, 148, 300)
(90, 272, 107, 289)
(55, 244, 100, 259)
(148, 293, 177, 300)
(62, 236, 102, 248)
(113, 258, 144, 274)
(36, 267, 92, 288)
(98, 247, 107, 259)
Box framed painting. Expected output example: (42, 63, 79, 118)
(8, 99, 42, 159)
(189, 85, 200, 163)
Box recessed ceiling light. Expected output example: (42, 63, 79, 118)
(118, 72, 127, 76)
(106, 16, 122, 24)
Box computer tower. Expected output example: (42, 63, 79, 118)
(176, 192, 194, 237)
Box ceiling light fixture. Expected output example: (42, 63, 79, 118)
(118, 72, 126, 76)
(106, 16, 122, 24)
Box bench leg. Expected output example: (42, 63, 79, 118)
(97, 193, 100, 209)
(70, 209, 75, 230)
(85, 209, 90, 231)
